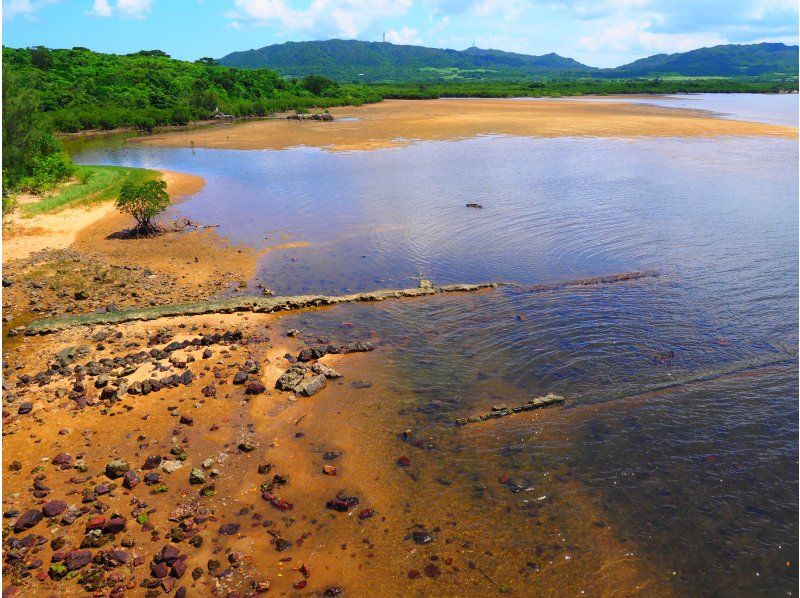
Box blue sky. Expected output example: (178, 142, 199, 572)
(3, 0, 799, 67)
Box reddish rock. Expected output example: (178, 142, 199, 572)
(171, 559, 187, 579)
(13, 509, 43, 533)
(42, 500, 67, 518)
(151, 561, 169, 578)
(65, 549, 93, 571)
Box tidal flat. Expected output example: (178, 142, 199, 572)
(2, 95, 798, 597)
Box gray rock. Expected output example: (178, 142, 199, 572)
(311, 363, 342, 379)
(189, 468, 205, 485)
(275, 364, 308, 391)
(160, 460, 183, 474)
(295, 374, 326, 397)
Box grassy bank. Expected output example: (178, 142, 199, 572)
(19, 164, 158, 217)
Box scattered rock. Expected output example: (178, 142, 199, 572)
(295, 374, 326, 397)
(105, 460, 130, 479)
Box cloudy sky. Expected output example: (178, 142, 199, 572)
(3, 0, 798, 67)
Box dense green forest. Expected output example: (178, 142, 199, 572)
(219, 39, 799, 83)
(371, 78, 798, 99)
(220, 39, 592, 81)
(2, 46, 381, 132)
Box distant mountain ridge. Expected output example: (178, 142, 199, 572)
(218, 39, 798, 82)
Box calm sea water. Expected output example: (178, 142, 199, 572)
(73, 95, 798, 595)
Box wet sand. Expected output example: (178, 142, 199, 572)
(137, 98, 797, 153)
(1, 307, 668, 596)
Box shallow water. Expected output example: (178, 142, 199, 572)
(72, 95, 798, 595)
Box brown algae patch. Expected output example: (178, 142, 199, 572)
(137, 99, 797, 153)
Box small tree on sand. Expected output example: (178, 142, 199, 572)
(115, 179, 170, 236)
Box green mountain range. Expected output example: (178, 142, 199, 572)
(218, 39, 798, 82)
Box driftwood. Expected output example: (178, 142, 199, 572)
(24, 281, 497, 335)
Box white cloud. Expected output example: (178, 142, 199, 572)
(226, 0, 413, 38)
(747, 0, 798, 19)
(578, 18, 727, 54)
(385, 26, 421, 44)
(473, 0, 527, 21)
(3, 0, 61, 21)
(88, 0, 112, 17)
(117, 0, 151, 18)
(87, 0, 151, 19)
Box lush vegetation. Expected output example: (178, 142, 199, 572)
(21, 165, 159, 217)
(2, 68, 77, 206)
(603, 43, 799, 78)
(115, 178, 170, 235)
(219, 39, 799, 83)
(2, 46, 382, 133)
(220, 39, 590, 82)
(370, 78, 798, 100)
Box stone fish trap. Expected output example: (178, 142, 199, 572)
(453, 346, 796, 426)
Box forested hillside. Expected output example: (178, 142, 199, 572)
(218, 39, 593, 81)
(219, 39, 798, 83)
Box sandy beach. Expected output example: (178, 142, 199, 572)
(138, 98, 797, 153)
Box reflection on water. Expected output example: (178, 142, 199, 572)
(72, 95, 798, 594)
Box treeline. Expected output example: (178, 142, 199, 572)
(369, 78, 799, 99)
(1, 46, 380, 197)
(2, 47, 382, 132)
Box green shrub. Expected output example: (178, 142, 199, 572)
(115, 179, 170, 234)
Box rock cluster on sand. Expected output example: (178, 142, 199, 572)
(274, 341, 374, 396)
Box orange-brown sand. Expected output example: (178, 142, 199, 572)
(137, 98, 797, 153)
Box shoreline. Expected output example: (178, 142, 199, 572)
(133, 98, 797, 153)
(2, 95, 794, 596)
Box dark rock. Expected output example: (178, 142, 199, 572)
(245, 381, 266, 395)
(123, 470, 140, 490)
(232, 371, 248, 385)
(151, 561, 169, 578)
(42, 500, 67, 518)
(412, 531, 433, 545)
(105, 460, 130, 479)
(51, 452, 72, 466)
(13, 509, 43, 533)
(142, 455, 162, 470)
(103, 517, 126, 534)
(65, 549, 93, 571)
(171, 559, 187, 579)
(218, 523, 240, 535)
(326, 497, 358, 512)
